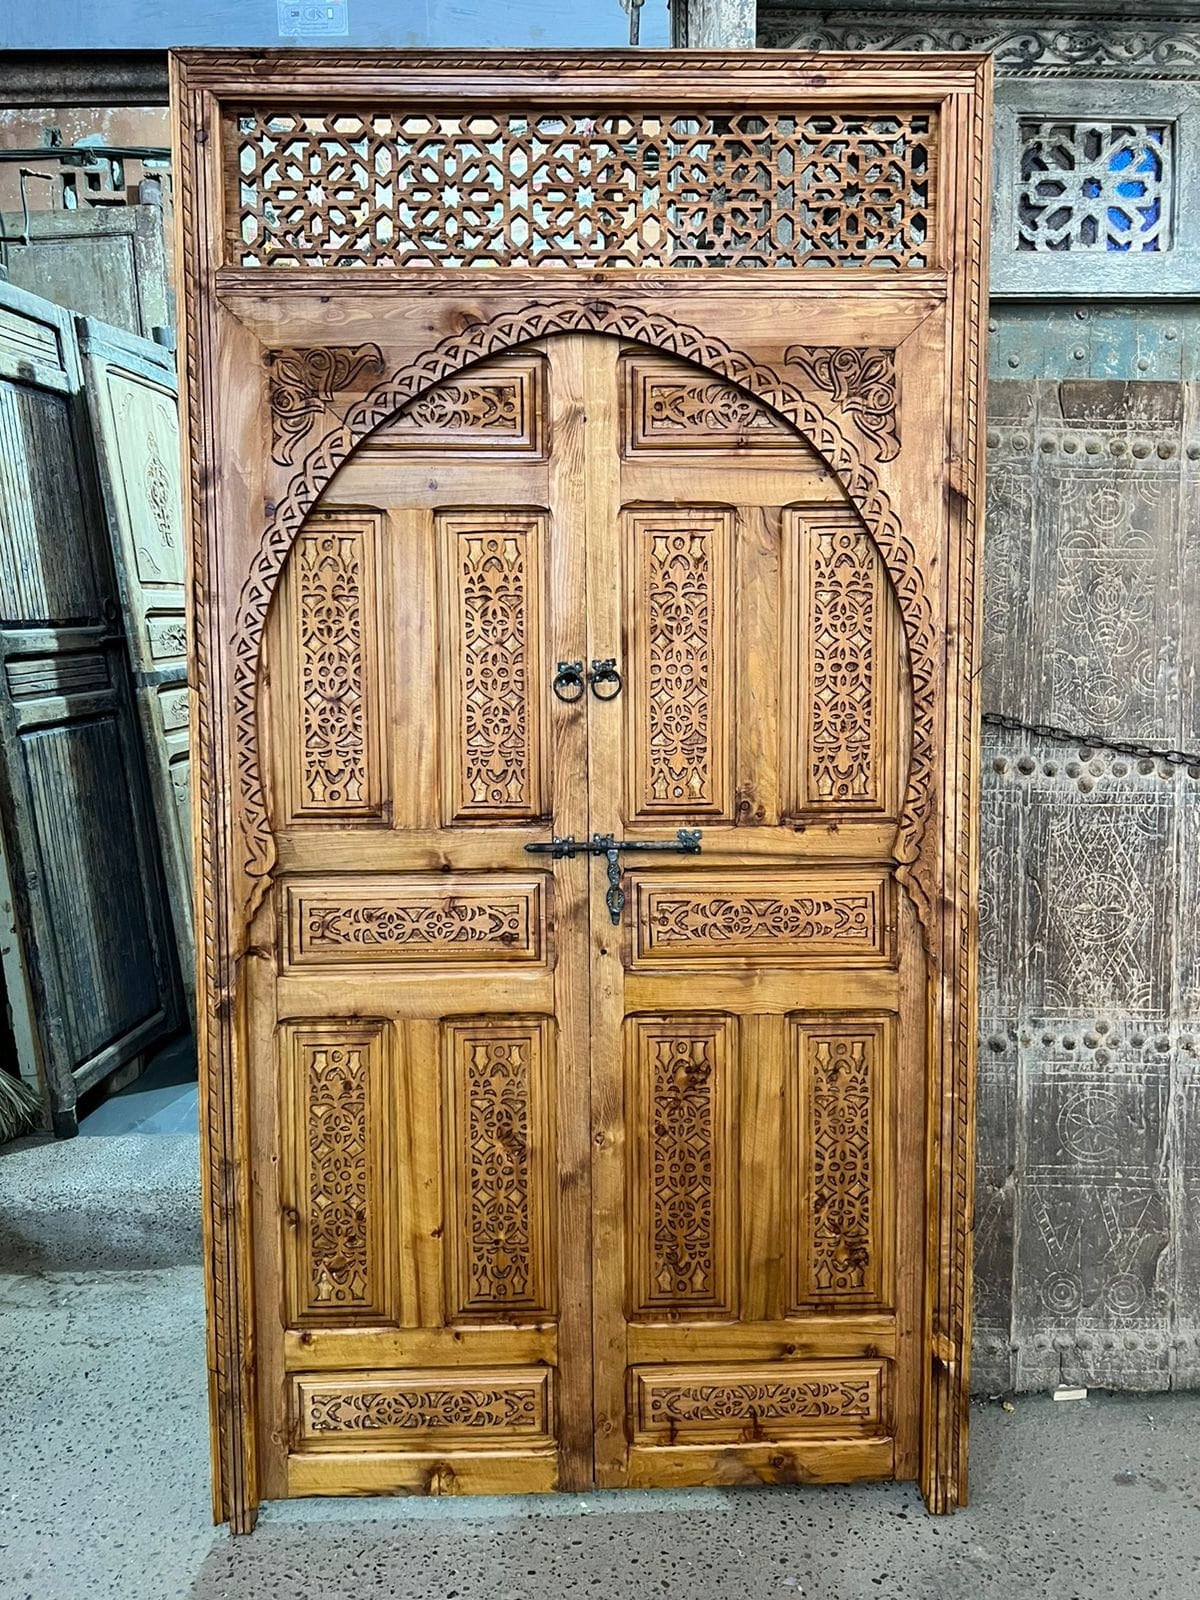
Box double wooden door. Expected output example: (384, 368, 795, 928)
(258, 333, 920, 1496)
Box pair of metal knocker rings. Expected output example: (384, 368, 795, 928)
(552, 658, 623, 703)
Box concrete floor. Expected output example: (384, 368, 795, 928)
(1, 1253, 1198, 1600)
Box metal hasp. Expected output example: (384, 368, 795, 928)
(525, 829, 702, 924)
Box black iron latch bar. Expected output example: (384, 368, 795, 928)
(525, 829, 702, 924)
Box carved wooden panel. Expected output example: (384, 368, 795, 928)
(627, 508, 732, 820)
(785, 507, 901, 814)
(281, 1020, 394, 1325)
(291, 1367, 553, 1448)
(284, 876, 547, 968)
(631, 871, 891, 967)
(231, 108, 936, 270)
(279, 511, 385, 822)
(632, 1361, 887, 1443)
(627, 1015, 736, 1320)
(439, 510, 547, 824)
(622, 354, 796, 453)
(788, 1018, 893, 1310)
(367, 356, 545, 455)
(444, 1019, 555, 1320)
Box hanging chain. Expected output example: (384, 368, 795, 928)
(981, 711, 1200, 770)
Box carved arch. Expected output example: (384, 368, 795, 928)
(237, 302, 938, 921)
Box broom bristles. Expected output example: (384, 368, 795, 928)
(0, 1069, 40, 1145)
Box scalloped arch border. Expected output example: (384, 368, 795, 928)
(234, 301, 939, 920)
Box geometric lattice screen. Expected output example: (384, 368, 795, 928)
(1017, 121, 1171, 253)
(232, 108, 936, 268)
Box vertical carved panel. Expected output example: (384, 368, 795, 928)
(785, 507, 898, 813)
(628, 1015, 736, 1318)
(284, 511, 383, 821)
(788, 1018, 891, 1311)
(438, 511, 546, 824)
(444, 1019, 555, 1319)
(628, 508, 732, 819)
(283, 1021, 393, 1324)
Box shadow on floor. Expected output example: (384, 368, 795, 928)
(78, 1032, 198, 1136)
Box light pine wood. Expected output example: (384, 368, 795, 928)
(172, 49, 990, 1528)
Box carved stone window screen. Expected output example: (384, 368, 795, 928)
(992, 80, 1200, 296)
(229, 105, 938, 269)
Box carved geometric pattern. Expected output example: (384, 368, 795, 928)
(292, 1368, 552, 1446)
(633, 1361, 884, 1442)
(232, 109, 935, 269)
(785, 345, 900, 461)
(788, 508, 894, 811)
(628, 1016, 734, 1318)
(629, 508, 731, 819)
(445, 1020, 554, 1319)
(286, 513, 382, 819)
(283, 1021, 391, 1324)
(790, 1022, 889, 1309)
(1018, 122, 1170, 253)
(286, 877, 545, 967)
(439, 511, 545, 822)
(268, 345, 385, 466)
(369, 357, 543, 454)
(623, 356, 795, 453)
(632, 871, 889, 966)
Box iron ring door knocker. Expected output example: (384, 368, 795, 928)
(588, 658, 623, 700)
(552, 660, 585, 702)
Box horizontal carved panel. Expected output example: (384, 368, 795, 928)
(628, 1015, 736, 1320)
(788, 1018, 893, 1311)
(6, 653, 111, 700)
(438, 510, 548, 824)
(632, 1360, 887, 1443)
(281, 1020, 393, 1325)
(630, 871, 892, 968)
(622, 355, 797, 454)
(444, 1019, 556, 1320)
(284, 875, 547, 968)
(231, 108, 936, 270)
(291, 1366, 553, 1450)
(368, 357, 544, 454)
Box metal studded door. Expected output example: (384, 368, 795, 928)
(172, 50, 990, 1528)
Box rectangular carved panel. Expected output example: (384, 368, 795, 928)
(628, 1015, 736, 1319)
(788, 1018, 893, 1311)
(784, 508, 898, 813)
(631, 870, 891, 968)
(622, 355, 796, 454)
(627, 507, 732, 820)
(367, 357, 544, 454)
(290, 1367, 553, 1450)
(444, 1019, 555, 1320)
(632, 1361, 887, 1444)
(282, 511, 384, 821)
(282, 1021, 393, 1324)
(438, 510, 547, 824)
(284, 875, 547, 968)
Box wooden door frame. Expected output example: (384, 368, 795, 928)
(171, 48, 990, 1529)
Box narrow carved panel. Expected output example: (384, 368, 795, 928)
(628, 1015, 735, 1318)
(631, 871, 890, 968)
(439, 510, 546, 823)
(785, 508, 898, 813)
(282, 1021, 392, 1324)
(283, 511, 383, 822)
(623, 355, 796, 453)
(285, 875, 546, 968)
(444, 1019, 555, 1319)
(367, 357, 544, 454)
(291, 1367, 553, 1449)
(633, 1361, 886, 1443)
(789, 1019, 891, 1311)
(628, 508, 732, 819)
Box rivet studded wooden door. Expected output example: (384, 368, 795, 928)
(173, 50, 990, 1529)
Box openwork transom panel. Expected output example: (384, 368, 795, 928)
(231, 107, 936, 269)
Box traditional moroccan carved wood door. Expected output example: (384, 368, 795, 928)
(173, 50, 990, 1528)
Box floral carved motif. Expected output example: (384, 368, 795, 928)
(402, 379, 520, 432)
(644, 888, 879, 953)
(786, 345, 900, 462)
(295, 888, 538, 964)
(807, 522, 882, 805)
(647, 1376, 875, 1425)
(267, 344, 385, 466)
(307, 1382, 543, 1435)
(809, 1035, 875, 1298)
(293, 527, 372, 812)
(303, 1040, 371, 1309)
